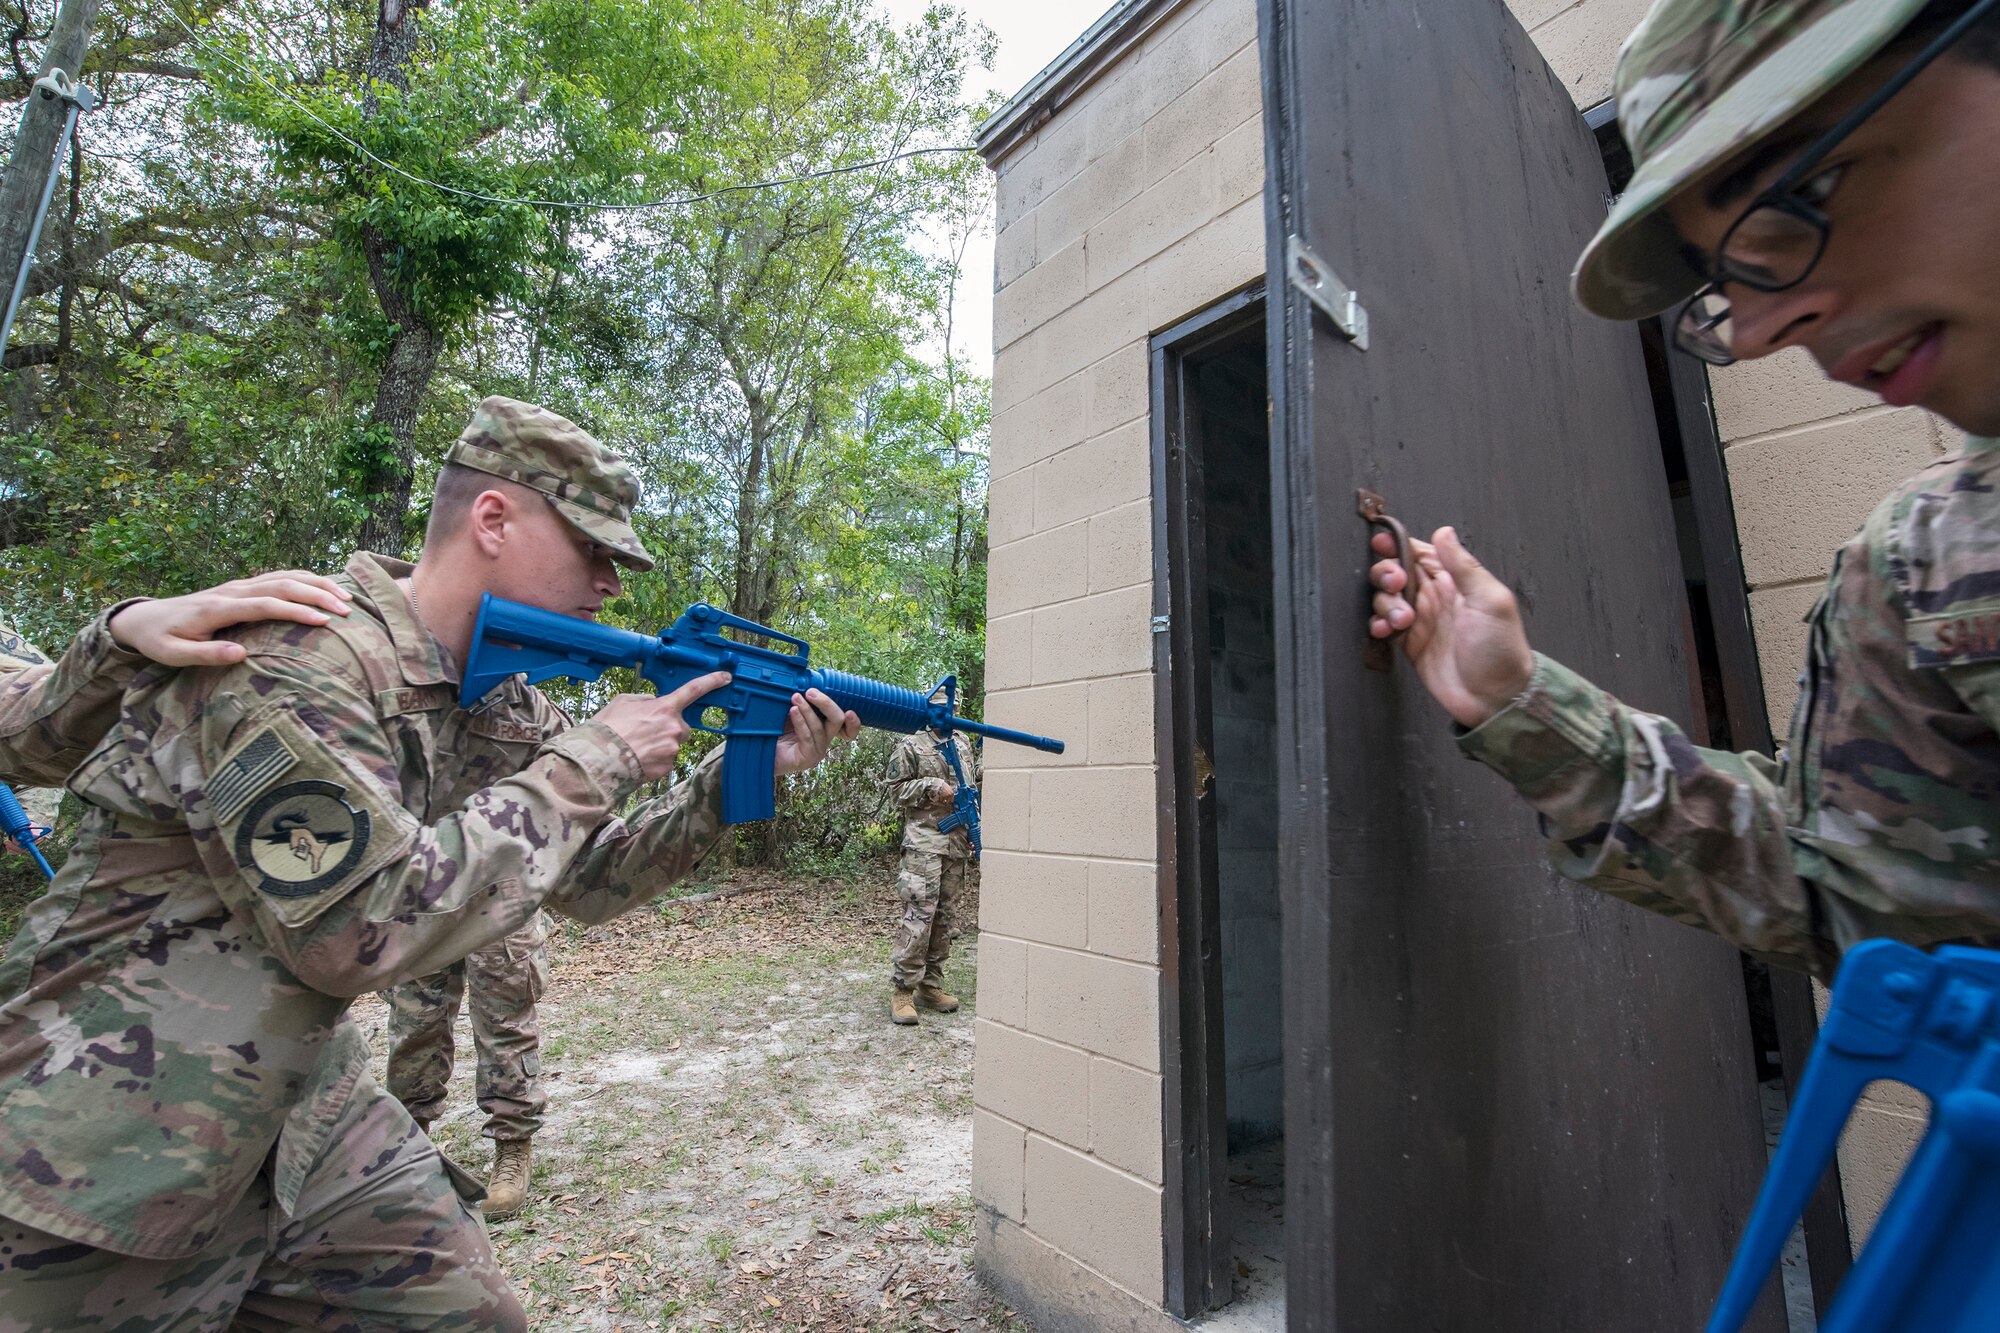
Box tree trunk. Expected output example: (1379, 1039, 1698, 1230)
(0, 0, 101, 318)
(730, 390, 769, 623)
(355, 274, 442, 555)
(353, 0, 437, 558)
(526, 217, 569, 399)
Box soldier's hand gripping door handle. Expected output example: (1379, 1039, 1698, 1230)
(1357, 489, 1418, 672)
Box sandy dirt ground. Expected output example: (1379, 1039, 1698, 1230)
(349, 871, 1030, 1333)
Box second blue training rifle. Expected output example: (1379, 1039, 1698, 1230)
(1708, 938, 2000, 1333)
(934, 730, 981, 856)
(460, 594, 1063, 824)
(0, 783, 54, 879)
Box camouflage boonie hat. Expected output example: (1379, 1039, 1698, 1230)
(1574, 0, 1929, 319)
(446, 396, 655, 571)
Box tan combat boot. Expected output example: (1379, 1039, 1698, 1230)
(916, 980, 960, 1013)
(891, 986, 920, 1025)
(484, 1139, 533, 1221)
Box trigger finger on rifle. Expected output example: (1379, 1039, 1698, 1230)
(663, 670, 733, 712)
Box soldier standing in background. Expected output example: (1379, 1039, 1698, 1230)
(385, 910, 551, 1219)
(883, 723, 978, 1025)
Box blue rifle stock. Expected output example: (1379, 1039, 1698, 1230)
(0, 783, 53, 879)
(934, 735, 981, 856)
(459, 594, 1064, 825)
(1709, 938, 2000, 1333)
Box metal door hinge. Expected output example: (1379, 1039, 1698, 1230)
(1150, 615, 1170, 634)
(1286, 235, 1368, 350)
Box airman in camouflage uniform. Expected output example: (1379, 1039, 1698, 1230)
(883, 728, 978, 1023)
(0, 397, 858, 1328)
(1369, 0, 2000, 981)
(384, 911, 552, 1218)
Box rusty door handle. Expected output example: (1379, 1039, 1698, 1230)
(1357, 489, 1418, 672)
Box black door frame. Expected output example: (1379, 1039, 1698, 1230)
(1587, 98, 1853, 1310)
(1151, 281, 1267, 1320)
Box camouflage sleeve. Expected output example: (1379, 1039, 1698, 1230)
(1457, 653, 1835, 976)
(884, 737, 940, 809)
(192, 639, 651, 997)
(545, 746, 729, 924)
(0, 606, 147, 787)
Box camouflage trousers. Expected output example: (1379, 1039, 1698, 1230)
(891, 850, 973, 989)
(385, 912, 550, 1141)
(0, 1075, 522, 1332)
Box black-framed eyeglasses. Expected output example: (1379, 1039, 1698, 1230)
(1672, 0, 2000, 365)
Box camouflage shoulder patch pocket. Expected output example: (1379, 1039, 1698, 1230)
(1907, 601, 2000, 669)
(210, 700, 416, 929)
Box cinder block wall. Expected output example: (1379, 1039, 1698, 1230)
(976, 0, 1264, 1323)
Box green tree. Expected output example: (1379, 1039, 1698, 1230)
(0, 0, 996, 872)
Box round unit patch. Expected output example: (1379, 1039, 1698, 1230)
(234, 779, 372, 899)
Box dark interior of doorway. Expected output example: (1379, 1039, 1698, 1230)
(1199, 328, 1285, 1328)
(1154, 285, 1281, 1326)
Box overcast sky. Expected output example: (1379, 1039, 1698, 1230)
(874, 0, 1102, 377)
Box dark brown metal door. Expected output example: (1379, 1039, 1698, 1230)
(1258, 0, 1784, 1328)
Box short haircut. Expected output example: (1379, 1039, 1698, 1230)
(422, 463, 541, 551)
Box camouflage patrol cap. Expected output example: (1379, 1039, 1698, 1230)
(446, 396, 655, 571)
(1574, 0, 1930, 319)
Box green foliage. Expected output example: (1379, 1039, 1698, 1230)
(0, 0, 993, 867)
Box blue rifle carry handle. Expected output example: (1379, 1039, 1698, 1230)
(0, 783, 54, 879)
(459, 594, 1066, 826)
(1709, 937, 2000, 1333)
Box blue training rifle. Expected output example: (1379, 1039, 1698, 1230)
(459, 594, 1063, 825)
(1709, 937, 2000, 1332)
(0, 782, 53, 879)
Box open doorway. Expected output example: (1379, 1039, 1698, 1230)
(1153, 286, 1282, 1328)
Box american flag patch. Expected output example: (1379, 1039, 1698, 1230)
(209, 727, 299, 825)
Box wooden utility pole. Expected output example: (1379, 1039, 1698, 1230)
(0, 0, 103, 314)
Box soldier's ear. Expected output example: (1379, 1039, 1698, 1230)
(466, 488, 514, 559)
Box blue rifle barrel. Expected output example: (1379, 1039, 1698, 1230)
(810, 670, 1062, 754)
(0, 783, 54, 880)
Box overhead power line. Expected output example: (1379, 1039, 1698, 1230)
(163, 8, 976, 213)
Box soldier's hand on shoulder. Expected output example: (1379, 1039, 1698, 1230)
(594, 671, 733, 781)
(109, 570, 354, 667)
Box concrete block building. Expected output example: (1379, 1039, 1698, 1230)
(969, 0, 1938, 1328)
